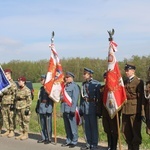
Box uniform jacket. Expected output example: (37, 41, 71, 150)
(1, 79, 17, 105)
(15, 85, 32, 109)
(144, 81, 150, 121)
(122, 76, 145, 116)
(80, 79, 101, 115)
(38, 86, 53, 114)
(61, 82, 79, 113)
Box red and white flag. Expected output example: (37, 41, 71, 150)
(44, 43, 64, 102)
(103, 41, 127, 119)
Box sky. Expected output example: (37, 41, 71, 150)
(0, 0, 150, 64)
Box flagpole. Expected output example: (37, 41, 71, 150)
(116, 112, 122, 150)
(51, 31, 57, 144)
(53, 102, 57, 144)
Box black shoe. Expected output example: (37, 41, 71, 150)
(37, 139, 45, 143)
(69, 144, 76, 148)
(80, 146, 90, 150)
(44, 140, 51, 144)
(61, 143, 70, 147)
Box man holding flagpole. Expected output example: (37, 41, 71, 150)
(103, 29, 127, 150)
(0, 69, 17, 138)
(61, 71, 80, 148)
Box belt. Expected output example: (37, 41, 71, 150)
(84, 98, 95, 102)
(41, 100, 47, 103)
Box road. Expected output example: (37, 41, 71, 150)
(0, 130, 110, 150)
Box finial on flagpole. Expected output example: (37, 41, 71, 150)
(51, 31, 55, 43)
(107, 29, 115, 41)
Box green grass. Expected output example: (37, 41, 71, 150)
(29, 83, 150, 149)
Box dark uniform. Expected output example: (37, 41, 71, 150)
(0, 96, 3, 133)
(61, 72, 80, 148)
(144, 80, 150, 135)
(80, 68, 101, 150)
(122, 64, 145, 150)
(36, 75, 54, 144)
(98, 72, 120, 150)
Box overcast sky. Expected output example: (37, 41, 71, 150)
(0, 0, 150, 63)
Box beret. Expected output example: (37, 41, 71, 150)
(18, 76, 26, 82)
(4, 69, 12, 73)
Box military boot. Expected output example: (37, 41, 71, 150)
(107, 134, 112, 150)
(8, 130, 14, 138)
(133, 145, 139, 150)
(111, 134, 118, 150)
(20, 132, 28, 140)
(1, 130, 10, 137)
(15, 132, 24, 140)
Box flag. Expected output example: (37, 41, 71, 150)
(0, 66, 10, 93)
(75, 107, 82, 125)
(103, 41, 127, 119)
(44, 43, 64, 102)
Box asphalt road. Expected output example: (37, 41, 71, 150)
(0, 130, 109, 150)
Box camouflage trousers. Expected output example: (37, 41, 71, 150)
(0, 109, 3, 128)
(1, 104, 16, 131)
(16, 108, 31, 132)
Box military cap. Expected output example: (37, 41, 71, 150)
(84, 67, 94, 74)
(4, 69, 12, 73)
(124, 63, 136, 70)
(41, 74, 46, 79)
(18, 76, 26, 82)
(65, 71, 75, 78)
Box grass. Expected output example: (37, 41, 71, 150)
(29, 83, 150, 149)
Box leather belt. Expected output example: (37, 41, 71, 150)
(84, 98, 95, 102)
(41, 100, 47, 103)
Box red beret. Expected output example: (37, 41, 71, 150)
(18, 76, 26, 82)
(4, 69, 12, 73)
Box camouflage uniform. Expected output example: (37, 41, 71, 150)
(15, 84, 32, 140)
(1, 79, 17, 137)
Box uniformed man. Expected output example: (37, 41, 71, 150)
(15, 76, 32, 140)
(36, 75, 54, 144)
(80, 68, 101, 150)
(98, 72, 120, 150)
(0, 96, 3, 133)
(0, 69, 17, 138)
(122, 63, 145, 150)
(144, 67, 150, 135)
(61, 72, 80, 148)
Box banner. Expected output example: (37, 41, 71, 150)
(103, 41, 127, 119)
(44, 43, 64, 102)
(0, 66, 10, 93)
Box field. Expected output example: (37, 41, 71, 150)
(29, 83, 150, 149)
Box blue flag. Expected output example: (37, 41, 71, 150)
(0, 66, 10, 92)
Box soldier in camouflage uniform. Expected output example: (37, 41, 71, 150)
(0, 69, 17, 138)
(0, 96, 3, 133)
(15, 76, 32, 140)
